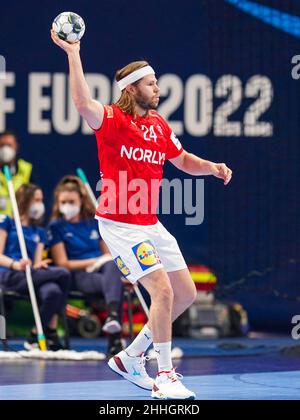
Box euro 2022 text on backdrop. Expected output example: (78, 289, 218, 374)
(0, 55, 6, 80)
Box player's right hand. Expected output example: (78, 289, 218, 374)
(50, 29, 80, 54)
(212, 163, 233, 185)
(13, 259, 32, 271)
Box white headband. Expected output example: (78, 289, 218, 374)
(117, 66, 155, 91)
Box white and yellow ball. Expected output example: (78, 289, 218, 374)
(52, 11, 85, 43)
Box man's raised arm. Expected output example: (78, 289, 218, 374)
(50, 29, 104, 130)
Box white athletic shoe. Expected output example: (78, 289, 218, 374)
(151, 368, 196, 400)
(102, 317, 122, 334)
(108, 350, 154, 390)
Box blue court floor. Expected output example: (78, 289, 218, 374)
(1, 335, 300, 400)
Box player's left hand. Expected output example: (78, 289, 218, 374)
(33, 259, 52, 270)
(212, 163, 232, 185)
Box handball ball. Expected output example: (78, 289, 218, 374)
(52, 11, 85, 43)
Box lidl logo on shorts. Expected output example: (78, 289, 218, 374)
(114, 256, 131, 277)
(132, 240, 161, 271)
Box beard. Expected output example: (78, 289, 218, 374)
(134, 90, 159, 111)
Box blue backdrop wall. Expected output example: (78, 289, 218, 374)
(1, 0, 299, 331)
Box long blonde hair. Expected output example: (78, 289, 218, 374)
(115, 60, 149, 116)
(51, 175, 95, 221)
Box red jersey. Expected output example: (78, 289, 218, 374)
(94, 104, 183, 225)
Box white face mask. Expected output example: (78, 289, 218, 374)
(59, 203, 80, 220)
(0, 146, 16, 163)
(29, 202, 45, 220)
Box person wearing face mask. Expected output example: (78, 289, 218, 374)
(0, 183, 72, 350)
(48, 176, 124, 357)
(0, 130, 33, 216)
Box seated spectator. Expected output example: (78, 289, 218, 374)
(0, 130, 33, 216)
(0, 183, 71, 350)
(48, 175, 124, 357)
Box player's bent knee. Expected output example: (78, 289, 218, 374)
(174, 284, 197, 307)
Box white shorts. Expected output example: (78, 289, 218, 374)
(97, 218, 187, 284)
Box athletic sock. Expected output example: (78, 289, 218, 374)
(153, 341, 173, 372)
(125, 324, 153, 357)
